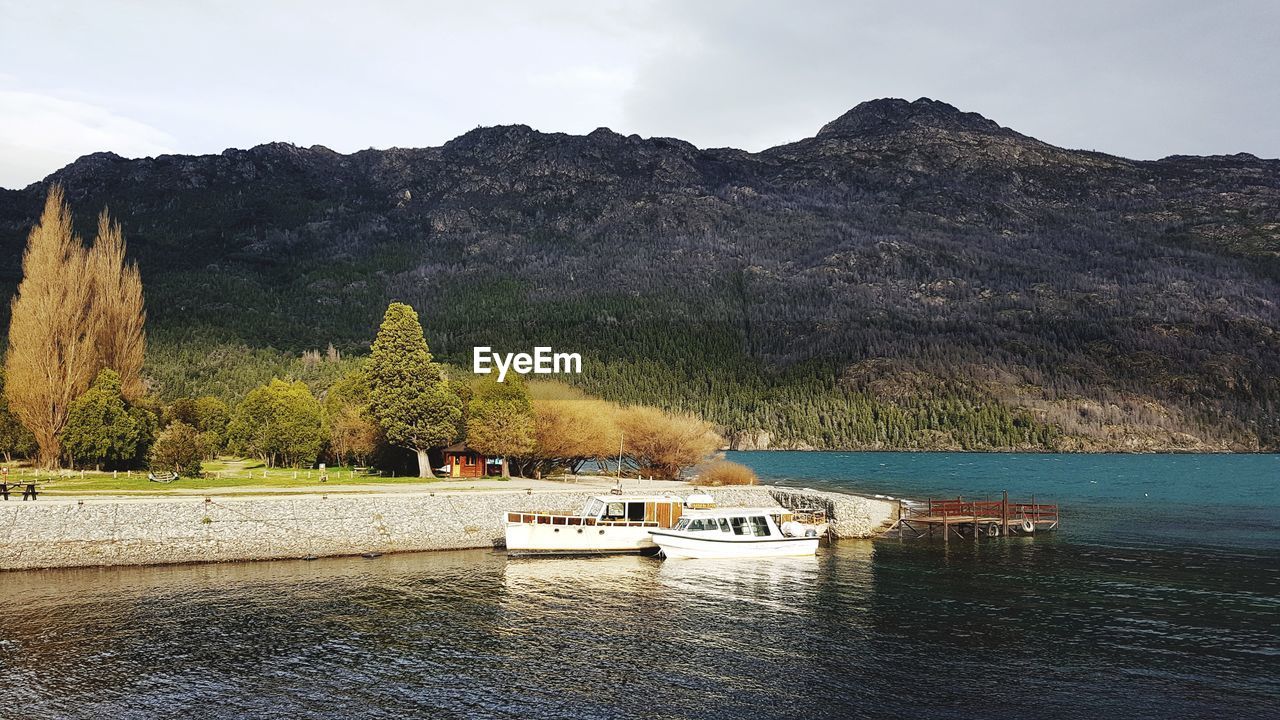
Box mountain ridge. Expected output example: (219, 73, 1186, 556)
(12, 96, 1279, 196)
(1, 97, 1277, 451)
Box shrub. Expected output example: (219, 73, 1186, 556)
(697, 460, 758, 486)
(227, 378, 326, 467)
(150, 421, 204, 477)
(61, 369, 148, 470)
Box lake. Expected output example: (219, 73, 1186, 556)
(1, 453, 1276, 719)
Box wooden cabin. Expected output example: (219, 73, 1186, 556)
(442, 443, 497, 478)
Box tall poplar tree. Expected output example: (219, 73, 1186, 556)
(4, 186, 98, 467)
(0, 367, 37, 463)
(5, 186, 149, 467)
(367, 302, 460, 477)
(466, 373, 535, 478)
(88, 211, 146, 400)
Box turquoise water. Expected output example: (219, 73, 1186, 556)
(729, 451, 1280, 549)
(0, 453, 1276, 718)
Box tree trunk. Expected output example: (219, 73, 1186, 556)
(37, 434, 60, 470)
(417, 448, 435, 478)
(501, 457, 510, 478)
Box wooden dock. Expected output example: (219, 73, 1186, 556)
(891, 491, 1059, 541)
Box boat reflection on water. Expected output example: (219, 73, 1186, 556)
(501, 554, 656, 591)
(500, 544, 874, 621)
(657, 554, 818, 596)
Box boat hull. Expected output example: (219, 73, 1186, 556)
(649, 530, 820, 559)
(505, 523, 658, 556)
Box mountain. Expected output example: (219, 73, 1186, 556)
(1, 97, 1277, 451)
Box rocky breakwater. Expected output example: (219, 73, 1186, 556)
(0, 486, 897, 571)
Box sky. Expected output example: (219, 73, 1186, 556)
(1, 0, 1277, 189)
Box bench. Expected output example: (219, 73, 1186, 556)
(148, 471, 179, 483)
(0, 482, 39, 501)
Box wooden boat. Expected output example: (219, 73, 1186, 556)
(503, 494, 690, 556)
(648, 507, 821, 559)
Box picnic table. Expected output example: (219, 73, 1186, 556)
(0, 481, 39, 501)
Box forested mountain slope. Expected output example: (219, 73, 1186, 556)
(2, 98, 1277, 451)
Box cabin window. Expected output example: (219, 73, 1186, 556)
(604, 502, 626, 519)
(674, 518, 691, 531)
(717, 518, 732, 533)
(750, 516, 771, 536)
(627, 503, 646, 522)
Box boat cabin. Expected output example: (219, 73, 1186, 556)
(671, 508, 802, 538)
(504, 494, 695, 556)
(648, 507, 822, 559)
(505, 495, 685, 528)
(442, 443, 499, 478)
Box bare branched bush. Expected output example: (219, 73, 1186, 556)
(697, 460, 758, 486)
(615, 405, 722, 480)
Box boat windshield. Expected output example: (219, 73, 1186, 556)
(583, 499, 604, 518)
(675, 516, 767, 534)
(676, 518, 716, 532)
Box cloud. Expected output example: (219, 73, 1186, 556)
(0, 88, 177, 189)
(0, 0, 1276, 186)
(619, 0, 1280, 158)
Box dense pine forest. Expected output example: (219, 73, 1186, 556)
(1, 98, 1277, 451)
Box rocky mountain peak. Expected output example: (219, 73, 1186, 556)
(443, 124, 539, 153)
(816, 97, 1011, 139)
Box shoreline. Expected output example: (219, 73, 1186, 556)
(0, 482, 897, 572)
(725, 447, 1275, 455)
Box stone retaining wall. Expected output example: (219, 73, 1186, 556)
(0, 486, 895, 571)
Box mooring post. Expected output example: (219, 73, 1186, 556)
(1002, 490, 1009, 536)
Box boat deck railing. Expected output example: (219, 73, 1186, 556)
(505, 512, 659, 527)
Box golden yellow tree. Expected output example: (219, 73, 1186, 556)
(87, 210, 146, 400)
(5, 186, 99, 467)
(528, 382, 622, 474)
(616, 406, 723, 480)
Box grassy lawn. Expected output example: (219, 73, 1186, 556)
(0, 458, 494, 495)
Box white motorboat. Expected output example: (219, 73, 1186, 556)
(504, 494, 691, 556)
(648, 507, 822, 559)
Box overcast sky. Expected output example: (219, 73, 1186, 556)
(1, 0, 1277, 188)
